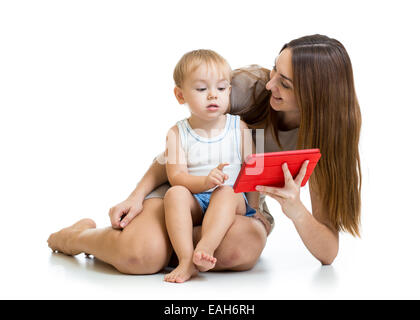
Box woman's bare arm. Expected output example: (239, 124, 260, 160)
(255, 163, 338, 265)
(127, 153, 168, 201)
(109, 152, 168, 229)
(291, 183, 339, 265)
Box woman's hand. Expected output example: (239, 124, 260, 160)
(256, 160, 309, 221)
(108, 196, 144, 229)
(205, 163, 229, 190)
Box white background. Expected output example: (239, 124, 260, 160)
(1, 0, 419, 299)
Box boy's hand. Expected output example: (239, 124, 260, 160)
(205, 163, 229, 190)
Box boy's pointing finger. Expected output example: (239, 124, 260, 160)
(217, 163, 229, 170)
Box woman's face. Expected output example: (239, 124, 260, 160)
(266, 48, 298, 113)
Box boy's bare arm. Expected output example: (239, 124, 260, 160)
(165, 126, 210, 194)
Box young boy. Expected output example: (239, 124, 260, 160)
(164, 49, 259, 283)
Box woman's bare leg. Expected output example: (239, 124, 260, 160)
(192, 215, 267, 271)
(47, 198, 172, 274)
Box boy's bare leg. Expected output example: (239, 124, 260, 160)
(47, 198, 172, 274)
(193, 186, 246, 272)
(163, 186, 203, 283)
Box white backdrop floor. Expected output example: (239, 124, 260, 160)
(2, 195, 419, 300)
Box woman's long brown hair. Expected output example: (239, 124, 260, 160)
(272, 35, 362, 236)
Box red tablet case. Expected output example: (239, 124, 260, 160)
(233, 149, 321, 193)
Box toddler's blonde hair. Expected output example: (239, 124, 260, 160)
(173, 49, 232, 88)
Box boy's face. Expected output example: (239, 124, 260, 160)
(175, 64, 231, 121)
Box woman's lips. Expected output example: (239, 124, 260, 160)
(270, 95, 283, 109)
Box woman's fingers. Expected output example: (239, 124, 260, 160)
(294, 160, 309, 186)
(120, 206, 143, 228)
(255, 185, 289, 198)
(109, 206, 124, 229)
(282, 162, 294, 184)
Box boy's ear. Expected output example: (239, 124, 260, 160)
(174, 86, 185, 104)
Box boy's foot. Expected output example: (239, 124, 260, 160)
(47, 219, 96, 256)
(164, 261, 198, 283)
(193, 250, 217, 272)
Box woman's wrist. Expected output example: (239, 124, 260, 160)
(127, 186, 147, 203)
(288, 200, 309, 224)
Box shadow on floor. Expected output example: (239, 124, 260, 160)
(311, 265, 339, 288)
(48, 252, 121, 276)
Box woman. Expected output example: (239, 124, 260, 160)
(47, 34, 361, 273)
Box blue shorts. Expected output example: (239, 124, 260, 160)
(193, 191, 256, 217)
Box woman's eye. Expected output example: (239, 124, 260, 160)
(281, 82, 290, 89)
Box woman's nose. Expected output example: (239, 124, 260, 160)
(266, 78, 274, 91)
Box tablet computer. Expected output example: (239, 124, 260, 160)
(233, 149, 321, 193)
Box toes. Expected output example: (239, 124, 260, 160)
(175, 276, 186, 283)
(164, 265, 196, 283)
(196, 251, 216, 264)
(164, 271, 178, 283)
(193, 252, 202, 262)
(203, 253, 212, 261)
(207, 255, 216, 264)
(164, 274, 174, 282)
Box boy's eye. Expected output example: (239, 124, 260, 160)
(218, 87, 226, 91)
(196, 88, 206, 92)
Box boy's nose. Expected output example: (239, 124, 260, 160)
(207, 92, 217, 100)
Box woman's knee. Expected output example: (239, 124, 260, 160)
(114, 237, 170, 275)
(215, 217, 267, 270)
(113, 199, 171, 274)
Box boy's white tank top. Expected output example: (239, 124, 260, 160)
(176, 113, 242, 192)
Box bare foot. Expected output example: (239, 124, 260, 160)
(193, 250, 217, 272)
(47, 219, 96, 256)
(164, 260, 198, 283)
